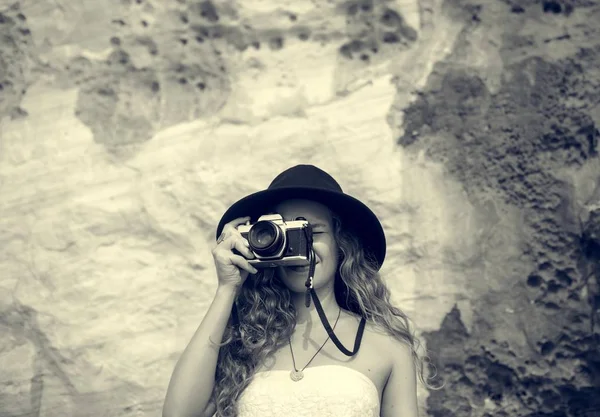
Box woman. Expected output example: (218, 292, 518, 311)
(163, 165, 435, 417)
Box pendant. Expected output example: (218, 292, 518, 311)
(290, 370, 304, 381)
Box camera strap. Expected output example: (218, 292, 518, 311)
(230, 225, 366, 358)
(303, 225, 365, 357)
(308, 268, 366, 356)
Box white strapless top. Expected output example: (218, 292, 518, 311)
(237, 365, 380, 417)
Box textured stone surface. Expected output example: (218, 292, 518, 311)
(0, 0, 598, 417)
(401, 0, 600, 416)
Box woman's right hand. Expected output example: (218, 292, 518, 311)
(212, 216, 258, 289)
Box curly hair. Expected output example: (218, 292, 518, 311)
(208, 213, 439, 416)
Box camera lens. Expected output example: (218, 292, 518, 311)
(254, 227, 275, 247)
(248, 221, 284, 256)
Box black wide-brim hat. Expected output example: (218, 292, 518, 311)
(215, 164, 386, 269)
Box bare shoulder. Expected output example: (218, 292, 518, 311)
(344, 310, 390, 337)
(377, 325, 413, 361)
(344, 311, 399, 358)
(348, 312, 413, 361)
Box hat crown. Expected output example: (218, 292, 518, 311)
(268, 164, 343, 192)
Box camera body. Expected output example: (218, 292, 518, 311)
(237, 214, 311, 268)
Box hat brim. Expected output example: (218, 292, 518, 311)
(215, 187, 386, 269)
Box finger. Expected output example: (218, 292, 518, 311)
(223, 236, 253, 259)
(232, 237, 254, 259)
(214, 235, 252, 258)
(212, 232, 230, 250)
(223, 216, 251, 233)
(230, 254, 258, 275)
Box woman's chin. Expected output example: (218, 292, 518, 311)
(287, 265, 311, 273)
(278, 268, 314, 291)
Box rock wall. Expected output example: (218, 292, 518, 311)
(0, 0, 598, 416)
(404, 1, 600, 416)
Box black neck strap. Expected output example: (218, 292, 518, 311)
(306, 247, 365, 356)
(231, 242, 365, 357)
(310, 289, 366, 355)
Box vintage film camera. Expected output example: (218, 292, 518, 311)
(236, 214, 312, 268)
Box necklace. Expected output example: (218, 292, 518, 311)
(288, 307, 341, 381)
